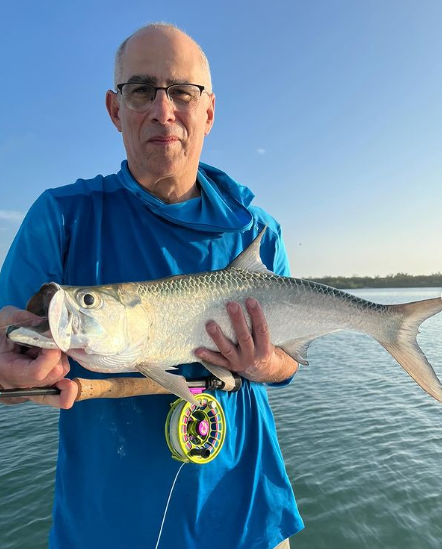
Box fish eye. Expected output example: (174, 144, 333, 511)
(83, 294, 95, 306)
(77, 291, 101, 309)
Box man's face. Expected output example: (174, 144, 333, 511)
(106, 28, 215, 186)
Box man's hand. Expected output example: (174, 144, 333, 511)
(0, 306, 77, 408)
(195, 298, 298, 383)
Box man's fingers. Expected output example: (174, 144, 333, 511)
(0, 306, 43, 331)
(30, 378, 78, 409)
(0, 307, 74, 409)
(25, 349, 65, 384)
(195, 299, 274, 380)
(205, 322, 237, 359)
(25, 347, 41, 359)
(39, 356, 70, 386)
(226, 302, 254, 355)
(3, 349, 68, 389)
(56, 378, 78, 409)
(246, 298, 271, 355)
(194, 348, 230, 369)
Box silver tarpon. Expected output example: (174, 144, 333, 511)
(7, 229, 442, 405)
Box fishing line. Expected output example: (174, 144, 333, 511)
(168, 399, 187, 457)
(165, 394, 226, 464)
(154, 393, 226, 548)
(154, 461, 186, 549)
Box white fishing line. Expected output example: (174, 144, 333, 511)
(154, 462, 186, 549)
(168, 400, 187, 459)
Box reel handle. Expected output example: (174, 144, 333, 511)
(73, 377, 170, 401)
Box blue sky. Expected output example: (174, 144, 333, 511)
(1, 0, 441, 277)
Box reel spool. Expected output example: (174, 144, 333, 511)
(165, 393, 226, 464)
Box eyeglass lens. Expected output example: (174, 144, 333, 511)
(120, 84, 202, 111)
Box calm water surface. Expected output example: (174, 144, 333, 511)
(270, 288, 442, 548)
(1, 288, 441, 548)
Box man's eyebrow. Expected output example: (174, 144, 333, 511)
(126, 75, 157, 85)
(125, 75, 194, 85)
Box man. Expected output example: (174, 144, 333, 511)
(0, 23, 304, 548)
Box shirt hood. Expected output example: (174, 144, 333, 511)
(117, 160, 255, 233)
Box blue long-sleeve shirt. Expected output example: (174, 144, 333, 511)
(0, 161, 304, 549)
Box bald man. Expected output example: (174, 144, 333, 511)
(0, 24, 304, 549)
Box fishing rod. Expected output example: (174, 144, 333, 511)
(0, 374, 242, 401)
(0, 374, 241, 464)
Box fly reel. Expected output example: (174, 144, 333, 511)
(165, 393, 226, 464)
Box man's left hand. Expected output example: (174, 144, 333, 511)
(194, 298, 298, 383)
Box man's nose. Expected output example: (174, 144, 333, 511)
(148, 90, 176, 124)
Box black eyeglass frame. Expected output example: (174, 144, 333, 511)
(116, 82, 208, 101)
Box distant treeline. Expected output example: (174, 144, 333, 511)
(308, 273, 442, 289)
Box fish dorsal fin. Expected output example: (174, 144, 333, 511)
(228, 226, 274, 274)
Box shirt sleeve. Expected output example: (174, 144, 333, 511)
(270, 225, 291, 277)
(0, 191, 66, 310)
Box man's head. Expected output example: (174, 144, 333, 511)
(113, 23, 212, 93)
(106, 23, 215, 199)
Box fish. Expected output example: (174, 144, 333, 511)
(7, 228, 442, 405)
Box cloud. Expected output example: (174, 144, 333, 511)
(256, 148, 266, 155)
(0, 210, 25, 223)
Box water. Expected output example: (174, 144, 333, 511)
(269, 288, 442, 548)
(1, 288, 441, 548)
(0, 406, 58, 548)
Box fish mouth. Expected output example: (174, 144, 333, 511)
(24, 282, 73, 352)
(10, 283, 114, 355)
(47, 285, 73, 352)
(10, 282, 78, 352)
(8, 283, 88, 352)
(7, 283, 127, 358)
(6, 283, 66, 349)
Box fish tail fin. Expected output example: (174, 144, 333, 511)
(376, 296, 442, 403)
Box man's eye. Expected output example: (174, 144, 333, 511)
(130, 86, 151, 95)
(170, 88, 193, 100)
(171, 88, 190, 96)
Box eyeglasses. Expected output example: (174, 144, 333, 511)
(116, 82, 210, 112)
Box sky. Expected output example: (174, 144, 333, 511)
(1, 0, 441, 277)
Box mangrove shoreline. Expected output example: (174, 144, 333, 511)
(308, 273, 442, 289)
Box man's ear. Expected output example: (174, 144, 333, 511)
(204, 93, 215, 136)
(105, 90, 122, 132)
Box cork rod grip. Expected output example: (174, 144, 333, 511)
(73, 377, 171, 401)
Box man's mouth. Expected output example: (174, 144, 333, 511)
(147, 136, 179, 144)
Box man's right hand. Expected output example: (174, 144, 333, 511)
(0, 306, 78, 409)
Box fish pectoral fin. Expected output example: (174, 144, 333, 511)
(280, 338, 315, 366)
(200, 361, 237, 391)
(135, 364, 198, 405)
(227, 226, 274, 275)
